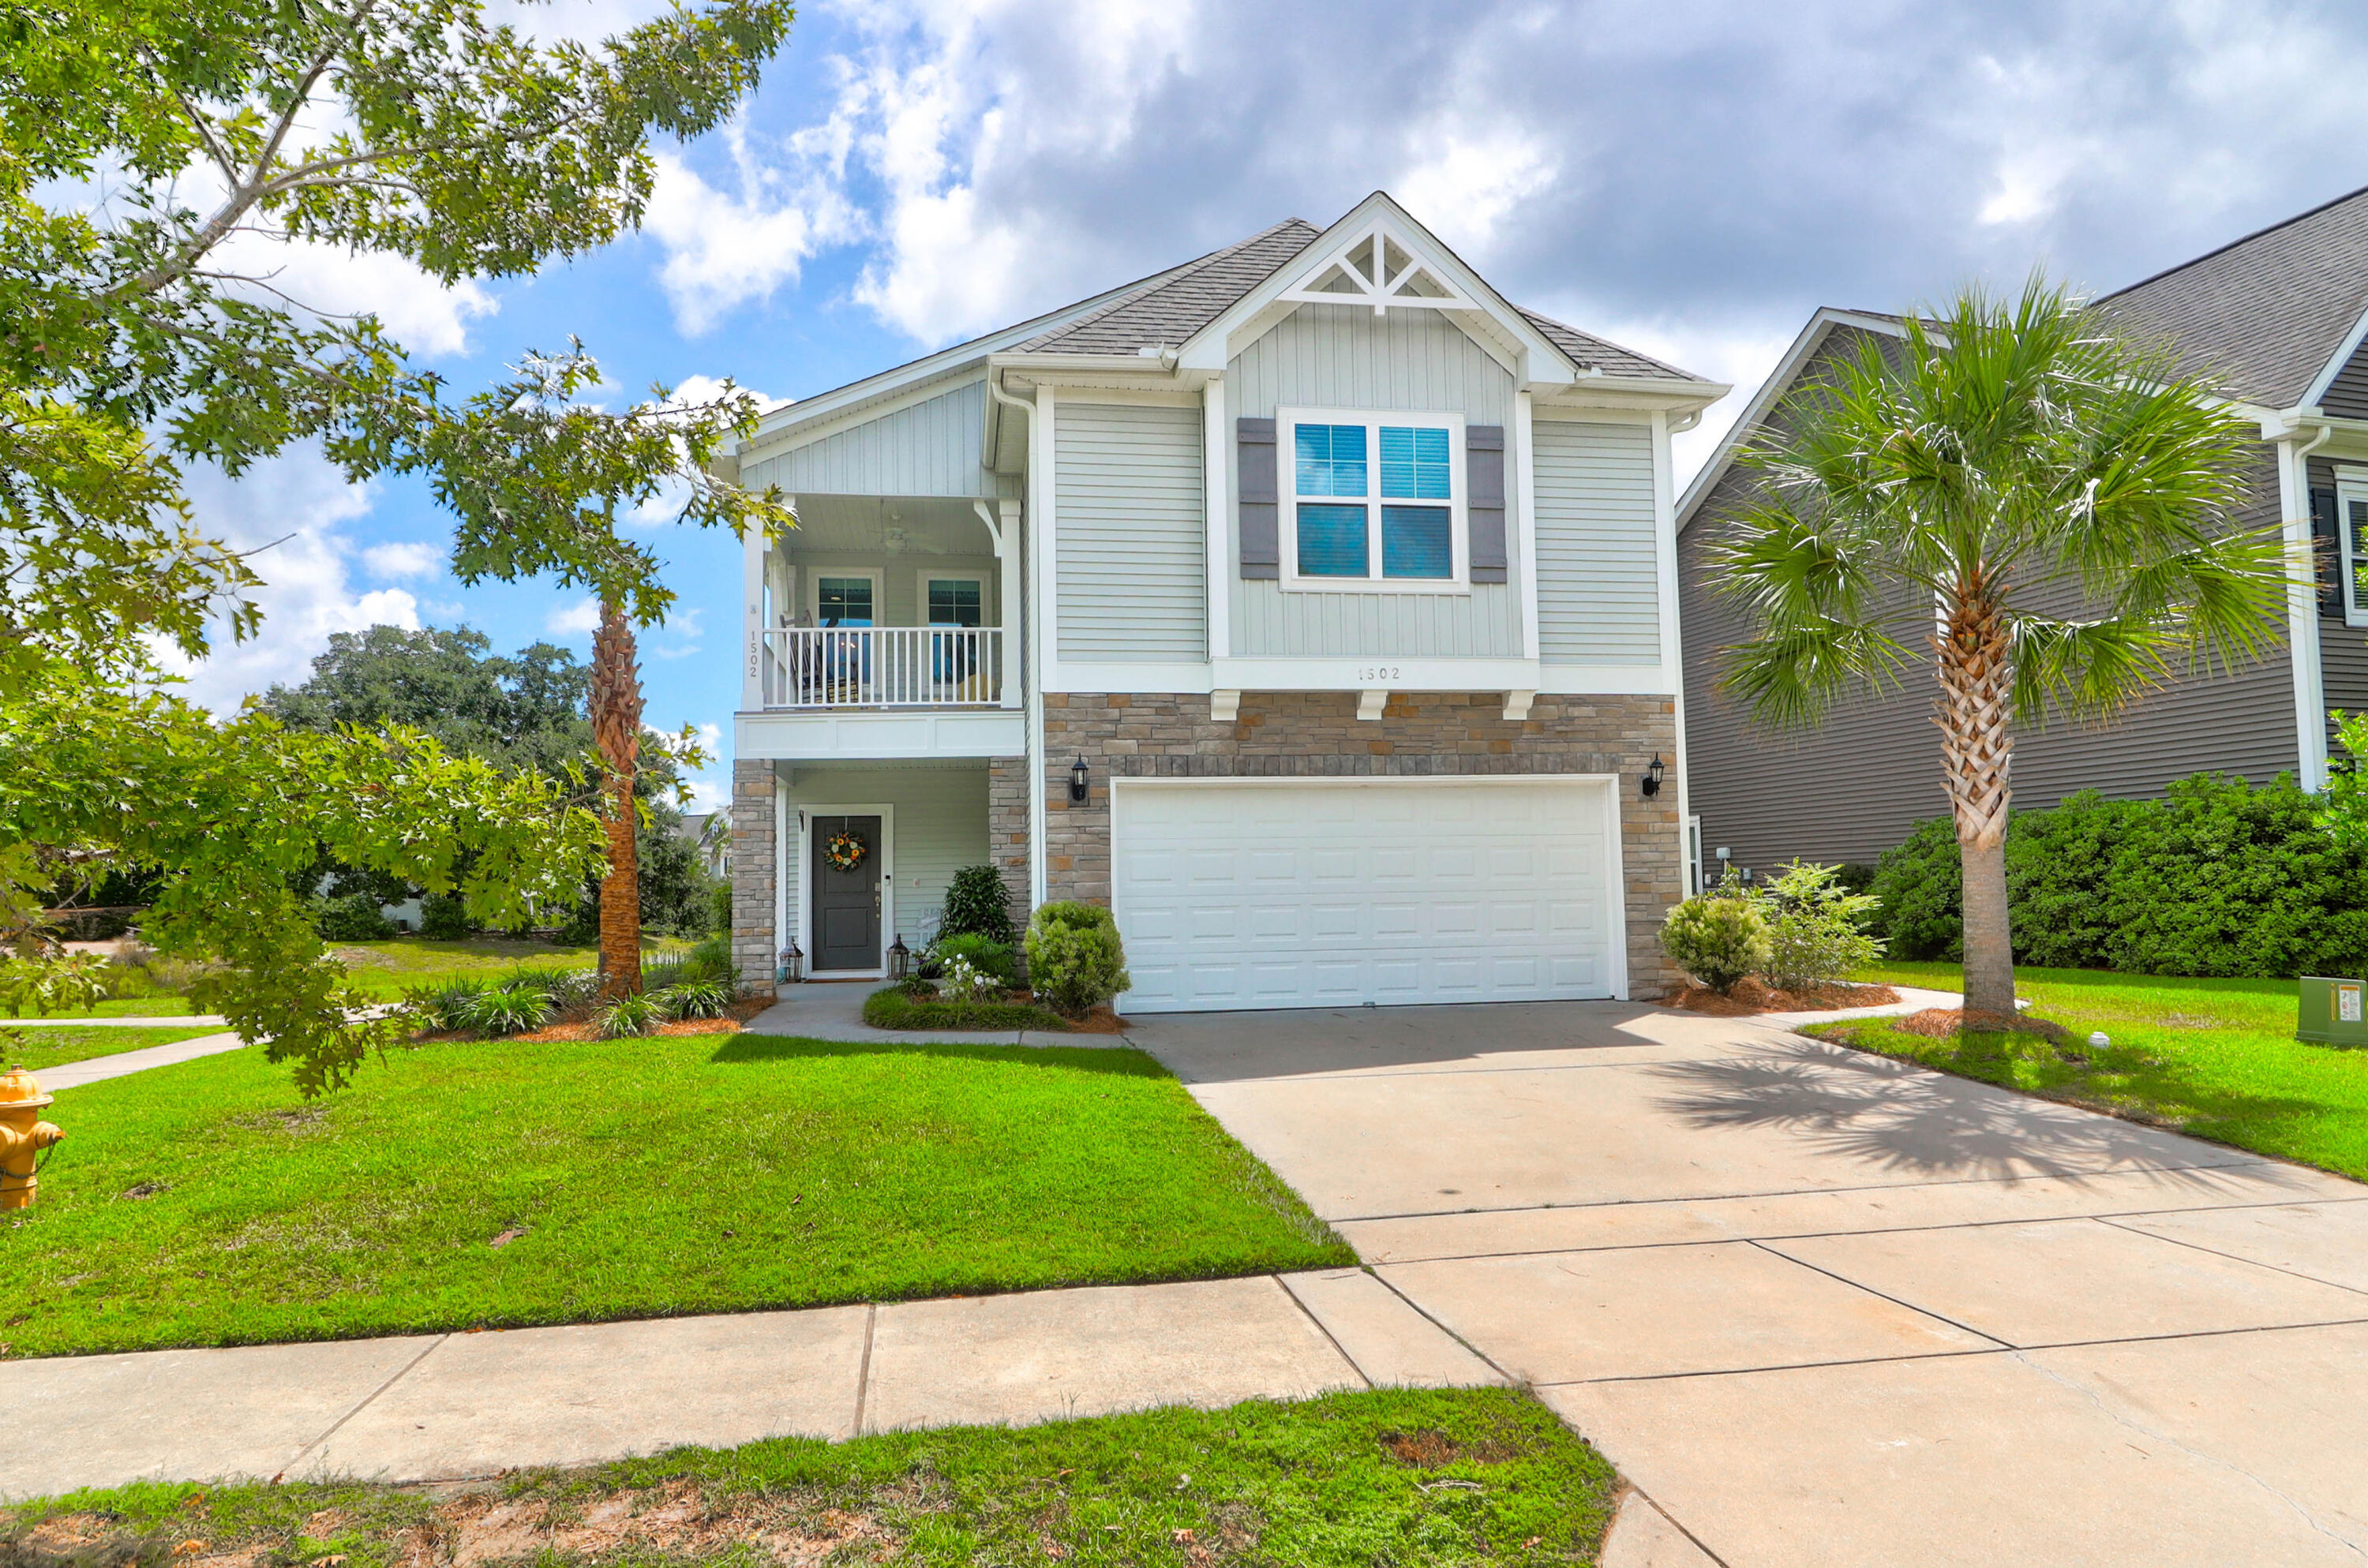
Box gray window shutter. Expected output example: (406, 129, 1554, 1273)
(2314, 488, 2342, 617)
(1467, 425, 1507, 583)
(1238, 417, 1279, 579)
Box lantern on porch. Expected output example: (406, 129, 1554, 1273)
(888, 934, 912, 981)
(777, 941, 803, 986)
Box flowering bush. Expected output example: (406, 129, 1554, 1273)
(938, 953, 999, 1004)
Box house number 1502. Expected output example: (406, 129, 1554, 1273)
(1357, 666, 1401, 683)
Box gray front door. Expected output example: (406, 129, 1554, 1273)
(811, 814, 882, 971)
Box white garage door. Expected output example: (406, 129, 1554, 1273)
(1111, 777, 1621, 1012)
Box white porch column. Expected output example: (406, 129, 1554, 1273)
(998, 497, 1022, 709)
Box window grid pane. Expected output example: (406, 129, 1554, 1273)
(1380, 425, 1452, 500)
(1381, 505, 1452, 578)
(1295, 423, 1368, 498)
(1297, 503, 1370, 577)
(927, 580, 982, 627)
(819, 577, 874, 626)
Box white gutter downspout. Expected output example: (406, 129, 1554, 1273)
(2279, 417, 2336, 791)
(987, 373, 1050, 910)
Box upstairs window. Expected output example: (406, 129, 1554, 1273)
(925, 577, 984, 627)
(1280, 407, 1466, 590)
(2340, 470, 2368, 627)
(817, 576, 875, 627)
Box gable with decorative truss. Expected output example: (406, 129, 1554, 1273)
(1277, 218, 1481, 315)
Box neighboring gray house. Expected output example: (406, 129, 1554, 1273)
(720, 192, 1726, 1009)
(1676, 185, 2368, 880)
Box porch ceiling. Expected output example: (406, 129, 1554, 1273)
(782, 495, 995, 556)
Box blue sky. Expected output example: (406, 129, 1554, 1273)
(171, 0, 2368, 810)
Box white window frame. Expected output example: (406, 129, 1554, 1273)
(810, 567, 885, 627)
(1277, 405, 1468, 594)
(2339, 467, 2368, 628)
(914, 569, 993, 628)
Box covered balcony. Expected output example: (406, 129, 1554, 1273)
(748, 495, 1017, 713)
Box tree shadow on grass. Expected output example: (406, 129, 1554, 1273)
(1641, 1035, 2336, 1190)
(707, 1034, 1171, 1080)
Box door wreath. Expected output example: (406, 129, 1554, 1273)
(823, 829, 869, 874)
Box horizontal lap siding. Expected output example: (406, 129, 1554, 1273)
(781, 767, 991, 950)
(1534, 419, 1659, 664)
(763, 380, 1015, 500)
(1228, 303, 1521, 657)
(2322, 341, 2368, 421)
(1056, 402, 1208, 661)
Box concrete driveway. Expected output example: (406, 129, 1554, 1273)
(1136, 1001, 2368, 1568)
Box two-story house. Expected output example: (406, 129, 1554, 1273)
(1678, 185, 2368, 875)
(718, 193, 1726, 1011)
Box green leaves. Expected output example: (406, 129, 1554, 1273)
(0, 668, 605, 1093)
(1711, 275, 2293, 731)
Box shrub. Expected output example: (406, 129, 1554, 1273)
(1660, 893, 1772, 994)
(657, 977, 733, 1020)
(2005, 791, 2141, 970)
(418, 894, 470, 940)
(936, 952, 1000, 1004)
(597, 991, 665, 1038)
(407, 977, 486, 1033)
(939, 864, 1017, 945)
(317, 891, 395, 941)
(710, 881, 733, 935)
(464, 984, 552, 1037)
(930, 934, 1014, 986)
(862, 984, 1066, 1032)
(1023, 900, 1130, 1017)
(1868, 817, 1964, 961)
(1759, 861, 1884, 994)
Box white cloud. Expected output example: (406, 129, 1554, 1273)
(360, 540, 446, 579)
(646, 138, 856, 335)
(154, 446, 420, 709)
(1396, 125, 1557, 260)
(648, 607, 706, 660)
(546, 597, 604, 635)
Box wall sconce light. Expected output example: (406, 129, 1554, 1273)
(1641, 754, 1665, 798)
(777, 941, 803, 986)
(1069, 754, 1091, 804)
(888, 934, 911, 981)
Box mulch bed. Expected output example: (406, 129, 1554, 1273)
(414, 997, 772, 1046)
(1669, 978, 1901, 1016)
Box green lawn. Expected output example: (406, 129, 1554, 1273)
(1821, 962, 2368, 1181)
(8, 1387, 1616, 1567)
(2, 1032, 1353, 1360)
(0, 1024, 227, 1072)
(11, 995, 202, 1019)
(325, 936, 609, 998)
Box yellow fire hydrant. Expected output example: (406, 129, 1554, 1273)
(0, 1063, 63, 1211)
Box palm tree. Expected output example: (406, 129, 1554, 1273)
(1709, 277, 2292, 1020)
(589, 598, 643, 999)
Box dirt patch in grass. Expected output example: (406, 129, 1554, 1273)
(1669, 979, 1899, 1016)
(1381, 1428, 1516, 1468)
(1888, 1006, 2068, 1042)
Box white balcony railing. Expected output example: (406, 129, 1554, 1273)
(759, 626, 1006, 709)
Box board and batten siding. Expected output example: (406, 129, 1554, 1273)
(1226, 302, 1522, 658)
(1055, 401, 1207, 661)
(1682, 408, 2302, 871)
(752, 379, 1017, 500)
(781, 765, 991, 950)
(1534, 417, 1660, 664)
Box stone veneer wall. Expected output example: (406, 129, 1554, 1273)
(987, 755, 1032, 927)
(1039, 692, 1684, 999)
(729, 758, 777, 994)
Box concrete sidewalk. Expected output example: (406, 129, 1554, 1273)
(4, 1269, 1493, 1500)
(40, 1033, 245, 1091)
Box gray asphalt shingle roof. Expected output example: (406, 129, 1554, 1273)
(1010, 216, 1704, 383)
(2102, 183, 2368, 408)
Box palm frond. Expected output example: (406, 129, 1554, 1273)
(1718, 617, 1917, 730)
(2010, 616, 2177, 725)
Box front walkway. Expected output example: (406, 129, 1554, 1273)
(1146, 1001, 2368, 1567)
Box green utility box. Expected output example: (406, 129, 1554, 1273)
(2298, 976, 2368, 1046)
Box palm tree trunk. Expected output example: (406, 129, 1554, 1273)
(1935, 580, 2017, 1022)
(590, 600, 643, 1000)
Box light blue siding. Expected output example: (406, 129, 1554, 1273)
(755, 379, 1017, 500)
(781, 765, 991, 952)
(1055, 401, 1207, 661)
(1227, 303, 1522, 657)
(1534, 418, 1660, 664)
